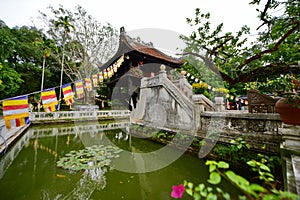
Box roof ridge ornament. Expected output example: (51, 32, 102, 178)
(120, 26, 125, 33)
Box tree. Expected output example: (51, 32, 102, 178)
(38, 5, 119, 104)
(0, 21, 58, 99)
(33, 35, 57, 111)
(0, 22, 28, 99)
(54, 15, 76, 110)
(39, 5, 119, 82)
(0, 62, 23, 99)
(181, 0, 300, 86)
(11, 26, 59, 94)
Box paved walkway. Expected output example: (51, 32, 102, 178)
(0, 119, 29, 155)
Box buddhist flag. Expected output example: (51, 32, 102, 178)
(62, 83, 74, 107)
(85, 78, 92, 91)
(92, 74, 98, 87)
(41, 88, 58, 113)
(108, 67, 112, 78)
(103, 69, 108, 79)
(113, 64, 118, 73)
(2, 95, 30, 129)
(117, 55, 124, 68)
(110, 66, 114, 76)
(75, 80, 84, 99)
(99, 72, 103, 83)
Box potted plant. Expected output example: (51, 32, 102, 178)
(192, 82, 211, 99)
(275, 75, 300, 125)
(213, 87, 229, 96)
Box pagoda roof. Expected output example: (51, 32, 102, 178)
(99, 27, 184, 71)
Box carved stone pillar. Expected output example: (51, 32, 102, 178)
(192, 94, 205, 130)
(215, 97, 225, 112)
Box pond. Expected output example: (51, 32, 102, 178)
(0, 120, 240, 199)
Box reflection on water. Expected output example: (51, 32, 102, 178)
(0, 120, 239, 199)
(63, 167, 107, 200)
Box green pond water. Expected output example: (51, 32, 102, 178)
(0, 120, 240, 199)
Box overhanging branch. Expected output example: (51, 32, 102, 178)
(237, 21, 300, 70)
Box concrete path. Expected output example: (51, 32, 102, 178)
(0, 119, 29, 155)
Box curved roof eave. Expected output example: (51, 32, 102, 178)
(99, 27, 184, 71)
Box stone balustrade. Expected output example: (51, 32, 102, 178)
(198, 111, 282, 153)
(30, 110, 131, 123)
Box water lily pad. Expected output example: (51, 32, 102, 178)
(57, 145, 122, 171)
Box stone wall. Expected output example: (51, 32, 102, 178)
(198, 112, 282, 153)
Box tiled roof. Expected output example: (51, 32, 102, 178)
(99, 27, 184, 71)
(125, 35, 184, 65)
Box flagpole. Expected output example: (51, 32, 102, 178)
(39, 56, 46, 112)
(58, 46, 65, 111)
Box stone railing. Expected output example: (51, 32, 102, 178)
(140, 70, 194, 114)
(30, 110, 131, 123)
(172, 76, 193, 99)
(197, 111, 282, 153)
(135, 68, 194, 130)
(29, 121, 131, 137)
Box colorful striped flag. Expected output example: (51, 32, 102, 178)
(113, 64, 118, 73)
(85, 78, 92, 91)
(110, 66, 114, 76)
(108, 67, 112, 78)
(62, 83, 74, 107)
(2, 95, 30, 129)
(99, 72, 103, 83)
(103, 69, 108, 79)
(92, 74, 98, 87)
(75, 80, 84, 99)
(41, 88, 58, 113)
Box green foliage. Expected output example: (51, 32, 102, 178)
(283, 92, 300, 109)
(181, 1, 300, 86)
(213, 88, 229, 96)
(244, 74, 300, 107)
(192, 82, 211, 99)
(0, 23, 61, 99)
(179, 58, 225, 89)
(96, 80, 110, 100)
(0, 62, 23, 99)
(229, 137, 251, 164)
(0, 63, 2, 85)
(177, 159, 298, 200)
(171, 135, 292, 199)
(244, 74, 296, 95)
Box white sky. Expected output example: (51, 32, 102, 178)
(0, 0, 262, 54)
(0, 0, 262, 34)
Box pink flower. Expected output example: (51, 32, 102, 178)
(171, 184, 185, 198)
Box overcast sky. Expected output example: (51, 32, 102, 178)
(0, 0, 263, 54)
(0, 0, 262, 34)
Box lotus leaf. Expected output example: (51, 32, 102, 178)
(57, 145, 122, 171)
